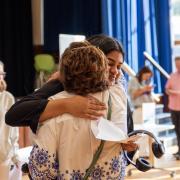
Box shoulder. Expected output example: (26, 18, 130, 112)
(131, 77, 138, 83)
(128, 77, 138, 84)
(49, 91, 73, 100)
(110, 84, 126, 95)
(128, 77, 139, 88)
(168, 72, 178, 80)
(171, 71, 178, 76)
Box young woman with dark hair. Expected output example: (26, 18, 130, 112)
(6, 34, 133, 134)
(128, 66, 154, 109)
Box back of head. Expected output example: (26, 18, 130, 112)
(175, 56, 180, 61)
(60, 41, 109, 95)
(87, 34, 124, 57)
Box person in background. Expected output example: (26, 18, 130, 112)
(0, 61, 20, 179)
(29, 41, 137, 179)
(5, 34, 134, 134)
(128, 66, 154, 109)
(166, 57, 180, 160)
(128, 66, 155, 157)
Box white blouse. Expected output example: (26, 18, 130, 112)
(29, 84, 127, 179)
(0, 91, 19, 164)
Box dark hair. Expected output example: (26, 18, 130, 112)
(87, 34, 124, 60)
(60, 41, 109, 95)
(175, 57, 180, 61)
(136, 66, 153, 83)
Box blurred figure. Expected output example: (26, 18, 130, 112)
(128, 66, 154, 109)
(166, 57, 180, 160)
(128, 66, 154, 157)
(0, 61, 20, 179)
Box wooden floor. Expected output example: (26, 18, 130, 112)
(125, 146, 180, 180)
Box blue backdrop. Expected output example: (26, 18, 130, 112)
(101, 0, 172, 93)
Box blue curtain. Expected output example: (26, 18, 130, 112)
(101, 0, 172, 93)
(155, 0, 172, 91)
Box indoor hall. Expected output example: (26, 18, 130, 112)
(0, 0, 180, 179)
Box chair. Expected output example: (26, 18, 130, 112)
(34, 54, 55, 88)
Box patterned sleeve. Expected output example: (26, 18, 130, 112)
(28, 120, 59, 179)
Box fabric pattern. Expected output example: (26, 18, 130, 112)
(29, 85, 127, 179)
(29, 144, 126, 180)
(29, 145, 59, 179)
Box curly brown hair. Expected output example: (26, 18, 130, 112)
(60, 41, 109, 95)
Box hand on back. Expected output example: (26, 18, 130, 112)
(66, 95, 107, 120)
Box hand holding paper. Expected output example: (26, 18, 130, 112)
(120, 134, 142, 144)
(121, 141, 138, 152)
(91, 117, 127, 142)
(91, 117, 140, 152)
(91, 117, 141, 142)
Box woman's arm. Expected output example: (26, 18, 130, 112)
(131, 86, 152, 99)
(165, 88, 180, 95)
(40, 95, 106, 122)
(5, 80, 62, 133)
(6, 80, 106, 133)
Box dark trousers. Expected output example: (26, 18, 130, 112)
(171, 110, 180, 153)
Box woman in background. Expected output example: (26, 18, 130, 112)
(128, 66, 155, 157)
(128, 66, 154, 109)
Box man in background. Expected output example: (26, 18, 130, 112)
(0, 61, 20, 179)
(166, 57, 180, 160)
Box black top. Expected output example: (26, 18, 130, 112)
(5, 80, 64, 133)
(5, 80, 133, 134)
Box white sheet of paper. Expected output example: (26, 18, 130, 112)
(120, 134, 143, 144)
(91, 117, 128, 142)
